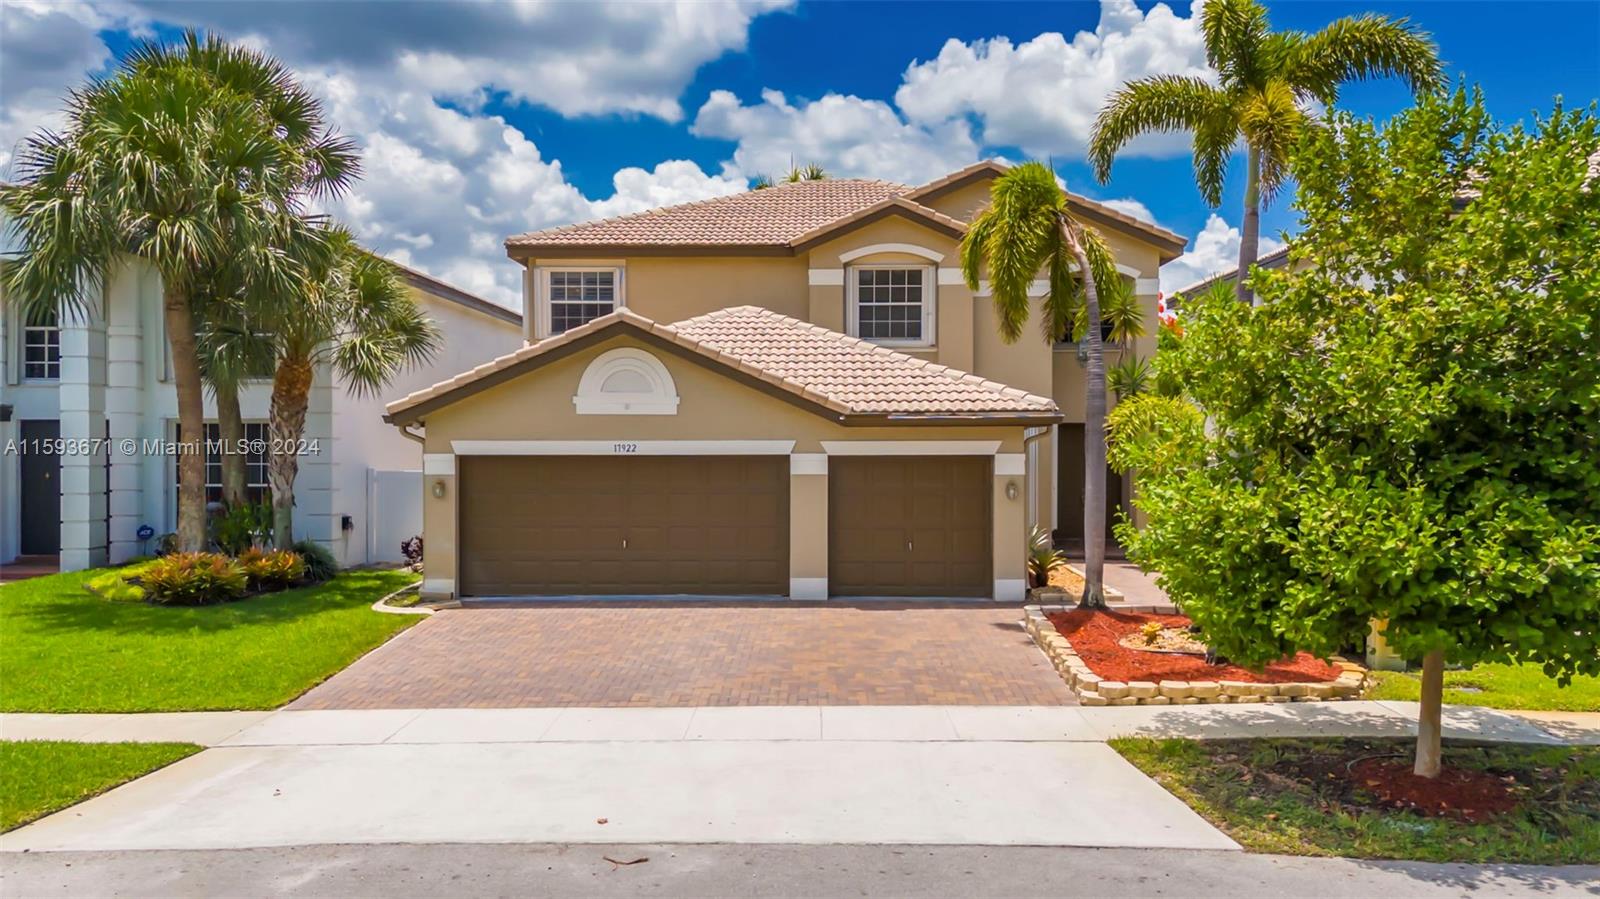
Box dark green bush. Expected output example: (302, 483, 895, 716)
(236, 548, 306, 592)
(293, 539, 338, 583)
(141, 553, 248, 605)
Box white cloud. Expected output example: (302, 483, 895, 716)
(1159, 214, 1285, 294)
(1098, 198, 1156, 224)
(0, 1, 133, 170)
(131, 0, 792, 122)
(894, 0, 1213, 159)
(691, 88, 980, 183)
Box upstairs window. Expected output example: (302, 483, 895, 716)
(22, 308, 60, 380)
(541, 268, 622, 336)
(849, 265, 935, 347)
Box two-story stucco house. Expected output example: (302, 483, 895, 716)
(0, 262, 522, 573)
(387, 160, 1187, 602)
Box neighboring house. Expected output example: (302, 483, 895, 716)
(0, 261, 521, 572)
(388, 160, 1188, 602)
(1173, 245, 1299, 300)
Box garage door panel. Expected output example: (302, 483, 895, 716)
(830, 456, 991, 597)
(460, 456, 788, 596)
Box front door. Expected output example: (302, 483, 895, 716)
(1057, 423, 1124, 548)
(19, 420, 61, 555)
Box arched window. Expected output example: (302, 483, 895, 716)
(572, 347, 679, 415)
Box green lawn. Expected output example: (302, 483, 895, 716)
(1113, 737, 1600, 865)
(1, 740, 202, 831)
(1366, 663, 1600, 712)
(0, 567, 420, 712)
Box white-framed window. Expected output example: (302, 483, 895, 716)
(848, 264, 935, 347)
(22, 308, 61, 380)
(173, 421, 271, 506)
(538, 267, 623, 337)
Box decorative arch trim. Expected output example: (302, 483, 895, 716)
(838, 243, 946, 264)
(573, 347, 680, 415)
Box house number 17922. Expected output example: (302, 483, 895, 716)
(613, 442, 638, 453)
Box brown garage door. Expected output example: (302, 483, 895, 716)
(459, 456, 788, 596)
(829, 456, 992, 597)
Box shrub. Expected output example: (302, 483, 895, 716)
(154, 533, 178, 556)
(400, 535, 423, 572)
(212, 501, 273, 556)
(141, 553, 248, 606)
(236, 548, 306, 592)
(84, 571, 146, 603)
(293, 539, 338, 583)
(1027, 525, 1068, 588)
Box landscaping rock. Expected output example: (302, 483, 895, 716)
(1158, 680, 1192, 699)
(1109, 696, 1140, 706)
(1219, 681, 1256, 696)
(1188, 681, 1221, 699)
(1143, 695, 1172, 705)
(1098, 681, 1131, 700)
(1127, 681, 1159, 699)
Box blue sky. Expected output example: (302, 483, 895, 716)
(4, 1, 1597, 304)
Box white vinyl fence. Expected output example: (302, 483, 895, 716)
(367, 468, 422, 564)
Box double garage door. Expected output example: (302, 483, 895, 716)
(457, 455, 991, 598)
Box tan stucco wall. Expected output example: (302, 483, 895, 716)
(415, 335, 1030, 599)
(920, 180, 996, 223)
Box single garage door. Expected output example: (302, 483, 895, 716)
(829, 456, 992, 597)
(458, 455, 788, 596)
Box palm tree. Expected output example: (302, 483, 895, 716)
(961, 162, 1123, 608)
(267, 231, 439, 548)
(1089, 0, 1439, 303)
(0, 32, 355, 552)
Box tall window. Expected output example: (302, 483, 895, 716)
(174, 422, 271, 505)
(22, 308, 60, 380)
(849, 266, 934, 346)
(543, 268, 621, 336)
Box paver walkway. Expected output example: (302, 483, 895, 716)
(290, 604, 1074, 709)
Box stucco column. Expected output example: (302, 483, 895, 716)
(420, 452, 456, 599)
(292, 366, 336, 551)
(993, 452, 1027, 602)
(104, 264, 145, 563)
(58, 303, 108, 571)
(788, 452, 828, 599)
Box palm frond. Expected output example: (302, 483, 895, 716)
(1089, 76, 1233, 183)
(1287, 14, 1442, 104)
(1200, 0, 1273, 87)
(1238, 80, 1308, 202)
(980, 162, 1067, 342)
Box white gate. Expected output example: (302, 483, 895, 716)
(367, 469, 422, 564)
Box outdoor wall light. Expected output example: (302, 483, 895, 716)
(1005, 480, 1019, 501)
(431, 479, 447, 499)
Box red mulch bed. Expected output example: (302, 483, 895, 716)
(1348, 758, 1521, 822)
(1047, 608, 1342, 683)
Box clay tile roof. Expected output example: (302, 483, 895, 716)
(505, 178, 909, 248)
(668, 306, 1057, 416)
(385, 305, 1060, 423)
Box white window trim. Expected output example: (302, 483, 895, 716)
(20, 312, 61, 382)
(573, 347, 680, 415)
(847, 263, 936, 348)
(534, 265, 625, 339)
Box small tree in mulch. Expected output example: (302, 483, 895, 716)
(1109, 88, 1600, 779)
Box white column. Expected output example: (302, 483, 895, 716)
(104, 266, 146, 562)
(58, 301, 108, 571)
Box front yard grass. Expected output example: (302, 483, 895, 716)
(1, 740, 202, 831)
(1366, 663, 1600, 712)
(1112, 737, 1600, 865)
(0, 567, 420, 712)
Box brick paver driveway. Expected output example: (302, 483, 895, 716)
(291, 604, 1073, 708)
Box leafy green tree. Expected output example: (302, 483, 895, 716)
(0, 32, 355, 552)
(1109, 89, 1600, 777)
(961, 162, 1123, 607)
(267, 230, 439, 547)
(1089, 0, 1440, 303)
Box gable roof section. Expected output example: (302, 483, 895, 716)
(506, 160, 1189, 261)
(385, 305, 1060, 426)
(394, 261, 521, 326)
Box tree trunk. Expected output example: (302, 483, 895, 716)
(1065, 220, 1108, 610)
(1414, 648, 1446, 778)
(164, 282, 209, 553)
(1236, 144, 1262, 306)
(268, 353, 314, 550)
(214, 379, 248, 510)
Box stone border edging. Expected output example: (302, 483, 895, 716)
(372, 581, 433, 616)
(1023, 604, 1368, 706)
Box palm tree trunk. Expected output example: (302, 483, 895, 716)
(1414, 648, 1446, 778)
(164, 282, 209, 554)
(1064, 220, 1108, 610)
(268, 353, 313, 550)
(214, 378, 248, 510)
(1236, 144, 1262, 305)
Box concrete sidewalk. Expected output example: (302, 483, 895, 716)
(3, 702, 1594, 747)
